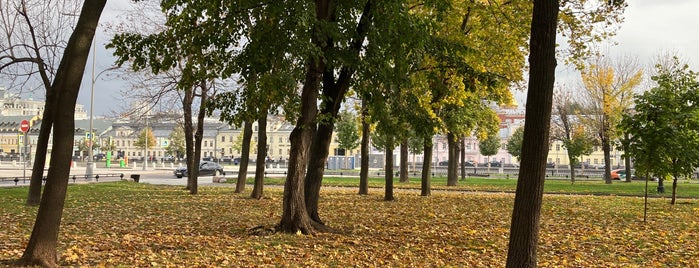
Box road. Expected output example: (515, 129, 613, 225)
(0, 162, 270, 188)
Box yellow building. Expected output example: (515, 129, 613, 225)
(547, 140, 627, 168)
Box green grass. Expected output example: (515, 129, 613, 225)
(236, 175, 699, 198)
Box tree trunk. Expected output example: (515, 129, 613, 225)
(505, 0, 558, 267)
(421, 141, 433, 196)
(384, 146, 394, 201)
(460, 137, 466, 181)
(359, 100, 370, 195)
(568, 153, 576, 184)
(447, 132, 458, 186)
(624, 137, 632, 182)
(26, 91, 55, 206)
(251, 114, 267, 199)
(183, 88, 195, 190)
(671, 177, 678, 205)
(188, 82, 208, 195)
(399, 138, 409, 182)
(304, 119, 335, 225)
(20, 2, 106, 266)
(277, 50, 321, 234)
(602, 137, 612, 184)
(306, 0, 373, 208)
(235, 121, 253, 193)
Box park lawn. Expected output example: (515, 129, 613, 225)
(1, 182, 698, 267)
(245, 176, 699, 198)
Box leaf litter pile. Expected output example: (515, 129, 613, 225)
(1, 182, 697, 267)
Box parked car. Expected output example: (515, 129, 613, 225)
(489, 161, 502, 167)
(613, 169, 635, 180)
(438, 160, 475, 167)
(202, 156, 217, 162)
(221, 156, 232, 163)
(174, 161, 225, 178)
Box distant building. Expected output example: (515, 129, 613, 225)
(0, 87, 88, 119)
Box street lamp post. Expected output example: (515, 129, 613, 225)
(85, 39, 97, 180)
(143, 116, 148, 171)
(85, 36, 118, 179)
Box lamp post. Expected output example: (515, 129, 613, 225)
(143, 115, 148, 171)
(85, 38, 97, 180)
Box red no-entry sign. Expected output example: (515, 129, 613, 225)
(20, 119, 30, 133)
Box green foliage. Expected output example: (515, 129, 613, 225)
(505, 127, 524, 161)
(99, 138, 117, 153)
(620, 57, 699, 180)
(479, 133, 500, 158)
(335, 110, 360, 152)
(134, 127, 156, 150)
(166, 125, 186, 158)
(563, 126, 595, 166)
(407, 134, 425, 155)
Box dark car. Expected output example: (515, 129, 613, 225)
(489, 161, 502, 167)
(439, 160, 475, 167)
(174, 161, 225, 178)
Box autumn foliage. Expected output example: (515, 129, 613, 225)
(1, 182, 697, 267)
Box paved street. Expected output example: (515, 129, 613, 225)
(0, 161, 248, 188)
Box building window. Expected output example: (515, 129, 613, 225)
(556, 144, 560, 151)
(221, 136, 225, 142)
(204, 141, 208, 147)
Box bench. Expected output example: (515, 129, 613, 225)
(467, 173, 490, 177)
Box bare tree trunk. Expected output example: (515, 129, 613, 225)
(188, 82, 209, 195)
(384, 146, 394, 201)
(183, 88, 195, 190)
(20, 2, 106, 265)
(235, 121, 253, 193)
(304, 119, 335, 225)
(602, 138, 612, 184)
(447, 132, 458, 186)
(308, 1, 373, 208)
(624, 135, 632, 182)
(251, 114, 267, 199)
(421, 141, 433, 196)
(277, 53, 320, 234)
(506, 0, 558, 267)
(671, 177, 678, 205)
(26, 91, 55, 206)
(399, 138, 409, 182)
(460, 137, 466, 181)
(359, 100, 370, 195)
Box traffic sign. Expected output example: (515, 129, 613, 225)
(20, 119, 30, 133)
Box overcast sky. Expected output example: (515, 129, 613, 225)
(77, 0, 699, 116)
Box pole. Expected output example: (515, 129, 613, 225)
(85, 36, 96, 180)
(143, 116, 148, 170)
